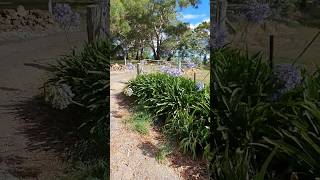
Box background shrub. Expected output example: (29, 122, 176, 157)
(45, 39, 114, 179)
(127, 47, 320, 178)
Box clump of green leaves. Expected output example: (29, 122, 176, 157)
(59, 160, 108, 180)
(45, 39, 115, 178)
(128, 73, 210, 158)
(127, 47, 320, 178)
(155, 142, 174, 164)
(129, 111, 152, 135)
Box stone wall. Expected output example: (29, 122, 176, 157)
(0, 5, 58, 32)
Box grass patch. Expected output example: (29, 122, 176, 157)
(128, 111, 152, 135)
(59, 160, 108, 180)
(155, 142, 174, 164)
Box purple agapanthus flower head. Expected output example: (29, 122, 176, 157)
(195, 81, 205, 91)
(186, 62, 197, 69)
(245, 0, 270, 24)
(160, 66, 170, 73)
(273, 64, 302, 93)
(53, 3, 80, 29)
(160, 66, 182, 77)
(168, 68, 183, 77)
(127, 63, 134, 70)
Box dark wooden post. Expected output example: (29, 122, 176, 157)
(194, 72, 196, 82)
(269, 34, 274, 69)
(87, 5, 98, 43)
(137, 63, 141, 75)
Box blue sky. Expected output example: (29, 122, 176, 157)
(177, 0, 209, 29)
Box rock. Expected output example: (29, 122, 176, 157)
(17, 5, 28, 17)
(0, 16, 4, 24)
(4, 19, 11, 25)
(47, 18, 55, 24)
(10, 12, 18, 20)
(30, 9, 48, 19)
(12, 19, 21, 26)
(20, 19, 26, 26)
(2, 9, 15, 19)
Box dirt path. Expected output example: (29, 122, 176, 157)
(0, 32, 87, 179)
(110, 70, 208, 180)
(110, 71, 182, 180)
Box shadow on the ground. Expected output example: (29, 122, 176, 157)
(168, 151, 209, 180)
(114, 92, 133, 108)
(0, 86, 21, 92)
(1, 154, 41, 178)
(2, 96, 78, 156)
(24, 63, 56, 72)
(137, 141, 158, 158)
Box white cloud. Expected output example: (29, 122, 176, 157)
(189, 23, 200, 29)
(182, 13, 206, 20)
(188, 17, 210, 29)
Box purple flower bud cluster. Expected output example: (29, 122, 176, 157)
(160, 66, 183, 77)
(186, 62, 197, 69)
(53, 3, 80, 29)
(127, 63, 134, 70)
(195, 81, 205, 91)
(160, 66, 170, 73)
(245, 0, 270, 24)
(273, 64, 302, 93)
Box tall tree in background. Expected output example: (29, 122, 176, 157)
(110, 0, 200, 60)
(146, 0, 177, 60)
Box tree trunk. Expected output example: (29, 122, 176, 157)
(156, 53, 160, 60)
(219, 0, 227, 32)
(152, 48, 157, 60)
(135, 50, 139, 60)
(155, 47, 161, 60)
(95, 0, 110, 40)
(140, 47, 144, 60)
(152, 48, 160, 60)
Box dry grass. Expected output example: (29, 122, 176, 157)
(231, 21, 320, 71)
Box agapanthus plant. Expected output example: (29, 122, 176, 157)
(195, 81, 205, 91)
(273, 64, 302, 93)
(245, 0, 270, 24)
(127, 63, 134, 70)
(53, 3, 80, 49)
(123, 87, 133, 97)
(160, 66, 183, 77)
(53, 3, 80, 29)
(44, 82, 75, 110)
(186, 61, 197, 69)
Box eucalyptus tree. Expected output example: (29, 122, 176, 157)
(111, 0, 200, 61)
(111, 0, 149, 59)
(193, 21, 210, 62)
(145, 0, 201, 60)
